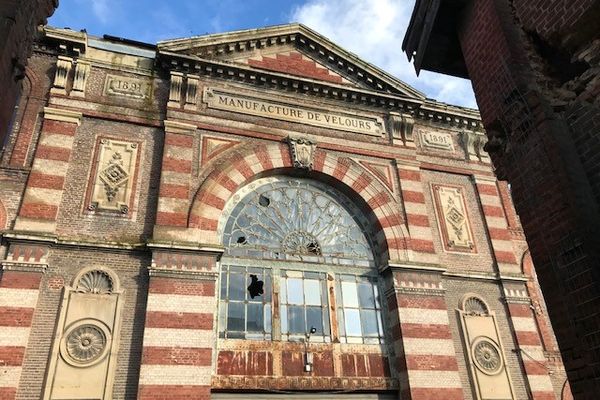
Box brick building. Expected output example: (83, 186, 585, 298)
(0, 0, 58, 151)
(0, 24, 570, 399)
(403, 1, 600, 398)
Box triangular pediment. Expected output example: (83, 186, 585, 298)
(158, 23, 425, 99)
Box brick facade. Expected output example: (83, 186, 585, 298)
(0, 24, 570, 399)
(404, 1, 599, 398)
(0, 0, 57, 153)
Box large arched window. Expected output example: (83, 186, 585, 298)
(218, 177, 384, 344)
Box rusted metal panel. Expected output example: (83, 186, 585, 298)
(217, 350, 273, 376)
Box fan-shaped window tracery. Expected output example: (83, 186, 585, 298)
(222, 177, 375, 266)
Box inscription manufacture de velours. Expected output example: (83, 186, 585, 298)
(203, 88, 384, 136)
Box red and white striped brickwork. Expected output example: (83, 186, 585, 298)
(505, 289, 556, 400)
(13, 107, 82, 233)
(154, 140, 411, 262)
(155, 121, 196, 232)
(473, 176, 520, 273)
(0, 244, 48, 400)
(397, 163, 437, 263)
(389, 273, 464, 400)
(138, 252, 218, 400)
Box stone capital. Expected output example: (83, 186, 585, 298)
(163, 120, 197, 135)
(43, 107, 83, 125)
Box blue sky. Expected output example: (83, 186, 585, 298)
(49, 0, 477, 108)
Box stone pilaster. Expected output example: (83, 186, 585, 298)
(14, 107, 82, 233)
(397, 161, 438, 265)
(138, 247, 220, 400)
(387, 265, 463, 400)
(504, 285, 556, 400)
(473, 175, 520, 274)
(154, 120, 196, 240)
(0, 241, 49, 400)
(70, 60, 91, 97)
(168, 72, 184, 108)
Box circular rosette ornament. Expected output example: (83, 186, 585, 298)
(60, 320, 111, 367)
(471, 337, 503, 375)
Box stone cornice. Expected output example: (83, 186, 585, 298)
(36, 26, 484, 131)
(159, 50, 483, 130)
(1, 261, 48, 273)
(147, 240, 225, 255)
(147, 266, 218, 281)
(43, 26, 87, 56)
(158, 23, 424, 98)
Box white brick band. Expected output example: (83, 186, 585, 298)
(139, 365, 211, 386)
(143, 328, 214, 348)
(402, 338, 456, 356)
(0, 288, 39, 308)
(527, 374, 554, 392)
(146, 294, 216, 313)
(512, 317, 538, 332)
(0, 327, 31, 346)
(0, 366, 21, 387)
(399, 308, 449, 325)
(403, 370, 463, 388)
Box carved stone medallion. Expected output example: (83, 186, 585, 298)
(66, 324, 107, 364)
(288, 137, 316, 170)
(472, 337, 503, 375)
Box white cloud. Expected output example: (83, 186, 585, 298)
(91, 0, 111, 24)
(290, 0, 477, 108)
(74, 0, 111, 24)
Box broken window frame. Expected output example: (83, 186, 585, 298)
(218, 264, 272, 340)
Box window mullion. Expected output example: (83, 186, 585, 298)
(272, 267, 281, 341)
(327, 273, 339, 342)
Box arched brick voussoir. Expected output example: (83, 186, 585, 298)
(311, 150, 409, 259)
(189, 142, 293, 236)
(21, 67, 46, 100)
(188, 144, 408, 260)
